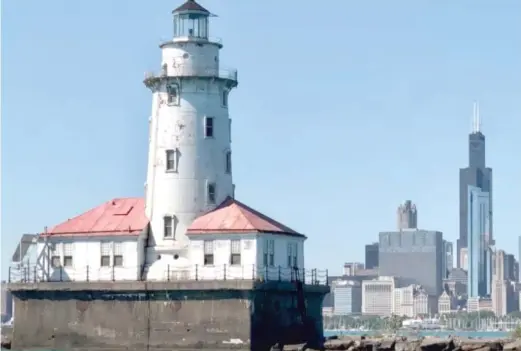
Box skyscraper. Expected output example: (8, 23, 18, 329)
(518, 236, 521, 282)
(365, 243, 379, 269)
(467, 185, 492, 298)
(379, 229, 444, 296)
(458, 103, 493, 268)
(442, 240, 454, 279)
(397, 200, 418, 230)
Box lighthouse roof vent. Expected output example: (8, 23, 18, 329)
(173, 0, 210, 15)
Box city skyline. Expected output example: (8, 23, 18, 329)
(2, 0, 520, 276)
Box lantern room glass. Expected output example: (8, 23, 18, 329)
(173, 13, 209, 39)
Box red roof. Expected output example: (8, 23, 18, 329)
(42, 198, 148, 237)
(187, 197, 305, 237)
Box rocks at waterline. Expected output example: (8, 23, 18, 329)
(272, 335, 521, 351)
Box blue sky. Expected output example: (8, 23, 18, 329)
(2, 0, 520, 276)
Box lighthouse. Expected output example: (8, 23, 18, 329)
(143, 0, 238, 278)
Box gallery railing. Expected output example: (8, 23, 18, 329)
(8, 263, 329, 286)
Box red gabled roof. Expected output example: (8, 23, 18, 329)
(173, 0, 210, 14)
(187, 197, 305, 237)
(42, 198, 148, 237)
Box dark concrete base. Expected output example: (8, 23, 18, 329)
(9, 280, 329, 351)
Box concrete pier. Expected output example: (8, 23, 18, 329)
(9, 280, 329, 350)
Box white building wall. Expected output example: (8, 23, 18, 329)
(35, 235, 143, 282)
(188, 234, 257, 280)
(186, 233, 306, 281)
(145, 39, 236, 265)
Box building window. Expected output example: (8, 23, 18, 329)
(221, 89, 229, 107)
(50, 243, 61, 268)
(287, 242, 297, 268)
(101, 242, 124, 267)
(225, 151, 232, 174)
(101, 242, 111, 267)
(204, 116, 214, 138)
(114, 242, 123, 267)
(161, 63, 168, 76)
(264, 239, 275, 267)
(166, 83, 179, 105)
(63, 243, 74, 267)
(204, 240, 214, 265)
(207, 182, 216, 204)
(230, 240, 241, 265)
(166, 149, 177, 172)
(164, 216, 174, 238)
(228, 119, 232, 142)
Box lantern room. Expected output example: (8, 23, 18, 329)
(172, 0, 211, 40)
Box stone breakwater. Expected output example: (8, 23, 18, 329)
(272, 335, 521, 351)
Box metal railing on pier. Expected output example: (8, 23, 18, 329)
(8, 263, 328, 286)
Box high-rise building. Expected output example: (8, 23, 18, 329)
(365, 243, 379, 269)
(492, 250, 512, 316)
(458, 102, 493, 268)
(518, 236, 521, 283)
(442, 241, 454, 279)
(333, 280, 362, 315)
(467, 185, 492, 298)
(379, 229, 444, 296)
(343, 262, 364, 276)
(397, 200, 418, 230)
(362, 277, 395, 316)
(505, 254, 516, 281)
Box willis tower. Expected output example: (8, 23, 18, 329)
(457, 102, 493, 268)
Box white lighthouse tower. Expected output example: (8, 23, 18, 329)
(143, 0, 238, 279)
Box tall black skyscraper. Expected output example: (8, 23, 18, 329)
(457, 103, 493, 268)
(365, 243, 379, 269)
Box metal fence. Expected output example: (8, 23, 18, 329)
(8, 263, 328, 286)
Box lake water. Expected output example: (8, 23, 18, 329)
(324, 329, 511, 339)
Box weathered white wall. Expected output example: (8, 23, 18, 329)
(145, 37, 236, 266)
(161, 41, 221, 77)
(35, 235, 144, 282)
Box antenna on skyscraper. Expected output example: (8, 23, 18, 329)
(472, 101, 481, 133)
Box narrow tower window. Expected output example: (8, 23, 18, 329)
(204, 116, 214, 138)
(225, 151, 232, 174)
(221, 89, 229, 107)
(166, 149, 177, 172)
(164, 216, 173, 238)
(207, 182, 216, 204)
(166, 83, 179, 105)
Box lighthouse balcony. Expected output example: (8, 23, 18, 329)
(160, 36, 223, 48)
(144, 65, 238, 88)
